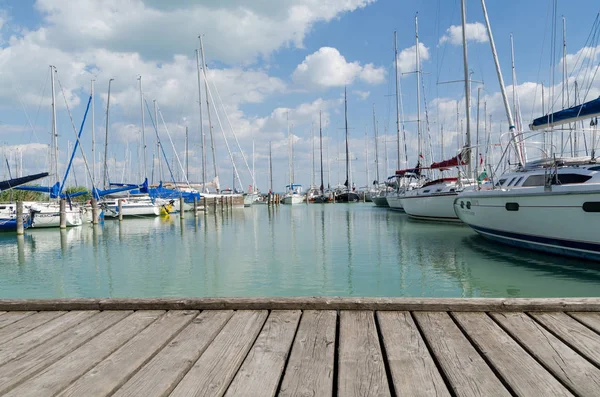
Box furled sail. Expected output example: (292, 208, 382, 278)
(0, 172, 49, 192)
(530, 97, 600, 131)
(430, 147, 469, 170)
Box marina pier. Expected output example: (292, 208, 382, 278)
(0, 298, 599, 396)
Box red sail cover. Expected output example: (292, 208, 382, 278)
(430, 154, 465, 170)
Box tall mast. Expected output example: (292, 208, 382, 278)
(195, 48, 206, 190)
(476, 87, 481, 178)
(287, 112, 292, 187)
(373, 104, 380, 183)
(252, 134, 255, 191)
(480, 0, 524, 166)
(365, 125, 369, 187)
(154, 99, 162, 182)
(319, 111, 324, 193)
(510, 34, 518, 131)
(394, 31, 401, 170)
(415, 15, 422, 166)
(344, 87, 350, 190)
(199, 35, 219, 187)
(269, 141, 273, 193)
(50, 66, 59, 182)
(460, 0, 472, 178)
(103, 78, 114, 189)
(185, 126, 189, 180)
(562, 16, 570, 156)
(138, 76, 147, 180)
(91, 79, 95, 186)
(311, 123, 315, 187)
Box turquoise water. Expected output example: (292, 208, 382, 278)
(1, 203, 599, 298)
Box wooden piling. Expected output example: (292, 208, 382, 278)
(16, 201, 24, 235)
(220, 196, 224, 212)
(59, 198, 67, 229)
(91, 198, 98, 225)
(179, 197, 185, 219)
(193, 197, 198, 217)
(118, 199, 123, 222)
(213, 196, 217, 212)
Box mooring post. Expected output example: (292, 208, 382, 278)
(91, 198, 98, 225)
(193, 196, 198, 217)
(118, 199, 123, 222)
(16, 201, 24, 235)
(213, 196, 217, 212)
(59, 198, 67, 229)
(220, 196, 224, 212)
(179, 197, 185, 218)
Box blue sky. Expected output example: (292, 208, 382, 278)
(0, 0, 599, 191)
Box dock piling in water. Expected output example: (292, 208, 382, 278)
(179, 197, 185, 218)
(91, 198, 98, 225)
(118, 199, 123, 222)
(193, 196, 198, 217)
(16, 201, 24, 235)
(59, 198, 67, 229)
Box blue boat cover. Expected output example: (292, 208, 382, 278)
(530, 97, 600, 130)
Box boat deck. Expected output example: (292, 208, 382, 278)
(0, 298, 599, 396)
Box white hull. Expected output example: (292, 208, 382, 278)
(282, 194, 304, 205)
(402, 192, 461, 222)
(456, 185, 600, 261)
(386, 193, 404, 211)
(101, 200, 160, 217)
(25, 202, 83, 228)
(244, 193, 259, 207)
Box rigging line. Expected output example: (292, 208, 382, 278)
(567, 13, 599, 84)
(55, 71, 95, 191)
(530, 0, 554, 123)
(202, 73, 243, 190)
(210, 77, 253, 185)
(157, 104, 192, 189)
(12, 84, 41, 144)
(144, 98, 179, 188)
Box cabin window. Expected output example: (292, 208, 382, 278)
(423, 189, 430, 193)
(496, 178, 507, 187)
(554, 174, 592, 184)
(522, 175, 545, 187)
(505, 202, 519, 211)
(588, 166, 600, 171)
(449, 188, 456, 192)
(583, 202, 600, 212)
(0, 206, 5, 210)
(514, 177, 524, 186)
(436, 188, 442, 192)
(506, 177, 517, 187)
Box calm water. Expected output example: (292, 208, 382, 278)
(1, 203, 600, 299)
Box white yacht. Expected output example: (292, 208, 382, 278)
(402, 177, 472, 222)
(282, 184, 305, 205)
(25, 201, 83, 228)
(101, 196, 160, 218)
(455, 159, 600, 261)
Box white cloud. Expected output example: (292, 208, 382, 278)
(439, 22, 489, 46)
(33, 0, 376, 64)
(292, 47, 385, 89)
(396, 42, 430, 74)
(353, 90, 370, 100)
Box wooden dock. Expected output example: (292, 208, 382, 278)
(0, 298, 599, 396)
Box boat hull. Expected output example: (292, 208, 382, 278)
(386, 193, 404, 211)
(282, 195, 304, 205)
(402, 193, 461, 222)
(102, 203, 160, 217)
(372, 195, 389, 207)
(336, 192, 360, 203)
(455, 187, 600, 261)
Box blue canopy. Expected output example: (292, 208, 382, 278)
(530, 97, 600, 130)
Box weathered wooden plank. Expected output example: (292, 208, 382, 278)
(224, 310, 301, 397)
(170, 310, 268, 397)
(0, 311, 65, 345)
(3, 311, 162, 397)
(337, 311, 390, 397)
(413, 312, 511, 397)
(377, 311, 451, 397)
(0, 311, 95, 366)
(568, 312, 600, 334)
(114, 310, 234, 397)
(1, 297, 600, 311)
(531, 312, 600, 367)
(0, 311, 130, 395)
(279, 310, 336, 397)
(57, 310, 197, 397)
(453, 312, 572, 396)
(0, 312, 35, 330)
(492, 312, 600, 396)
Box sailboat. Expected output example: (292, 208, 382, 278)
(455, 0, 600, 261)
(283, 113, 305, 204)
(401, 4, 475, 221)
(0, 172, 49, 232)
(313, 111, 331, 203)
(335, 88, 360, 203)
